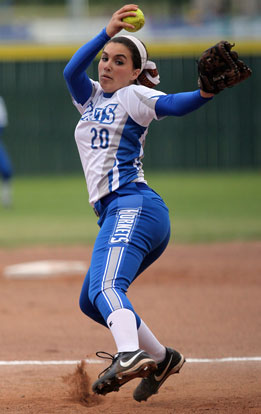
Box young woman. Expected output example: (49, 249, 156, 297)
(64, 4, 214, 402)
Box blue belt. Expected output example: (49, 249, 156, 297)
(93, 182, 150, 217)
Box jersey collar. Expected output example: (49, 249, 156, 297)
(103, 92, 114, 98)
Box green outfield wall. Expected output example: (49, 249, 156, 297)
(0, 42, 260, 174)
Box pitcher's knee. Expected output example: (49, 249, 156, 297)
(79, 291, 107, 327)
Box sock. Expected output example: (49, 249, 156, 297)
(138, 319, 166, 363)
(107, 308, 139, 353)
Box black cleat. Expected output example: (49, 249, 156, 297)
(133, 347, 185, 402)
(92, 349, 157, 396)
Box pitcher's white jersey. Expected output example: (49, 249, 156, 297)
(73, 81, 165, 206)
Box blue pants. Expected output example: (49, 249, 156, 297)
(0, 137, 13, 181)
(79, 183, 171, 329)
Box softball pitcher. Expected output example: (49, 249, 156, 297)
(63, 4, 214, 402)
(0, 96, 13, 208)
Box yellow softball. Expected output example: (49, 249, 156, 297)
(123, 8, 145, 32)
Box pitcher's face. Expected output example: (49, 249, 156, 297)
(98, 42, 140, 93)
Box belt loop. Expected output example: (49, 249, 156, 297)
(93, 200, 102, 217)
(93, 206, 99, 217)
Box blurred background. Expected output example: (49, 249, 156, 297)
(0, 1, 260, 246)
(0, 0, 260, 174)
(1, 0, 261, 44)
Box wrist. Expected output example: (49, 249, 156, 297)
(105, 26, 113, 38)
(200, 89, 215, 98)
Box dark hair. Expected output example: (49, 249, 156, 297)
(106, 36, 148, 70)
(104, 37, 158, 89)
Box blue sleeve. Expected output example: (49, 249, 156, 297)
(155, 90, 213, 117)
(63, 28, 110, 105)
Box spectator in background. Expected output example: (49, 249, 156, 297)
(0, 96, 13, 207)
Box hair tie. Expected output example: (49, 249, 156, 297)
(120, 35, 160, 88)
(137, 60, 160, 88)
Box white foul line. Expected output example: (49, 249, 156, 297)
(0, 359, 102, 366)
(0, 357, 260, 366)
(186, 357, 261, 363)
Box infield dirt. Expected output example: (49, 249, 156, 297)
(0, 242, 260, 413)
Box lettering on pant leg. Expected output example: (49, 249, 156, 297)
(109, 208, 141, 244)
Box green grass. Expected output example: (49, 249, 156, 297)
(151, 171, 261, 243)
(0, 171, 260, 247)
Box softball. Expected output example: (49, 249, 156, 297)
(123, 8, 145, 32)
